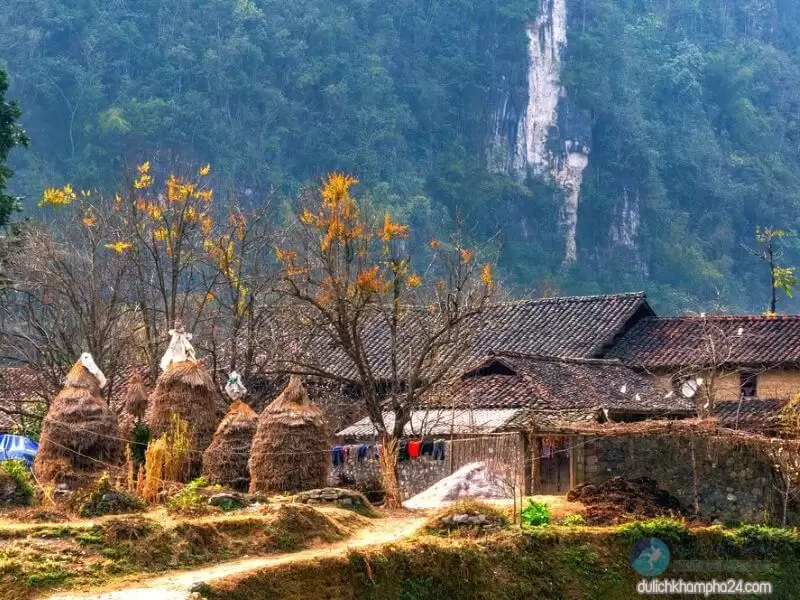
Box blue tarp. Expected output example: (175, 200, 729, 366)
(0, 435, 38, 467)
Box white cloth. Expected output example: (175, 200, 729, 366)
(225, 371, 247, 400)
(160, 328, 196, 371)
(80, 352, 107, 389)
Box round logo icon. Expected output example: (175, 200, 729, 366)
(630, 537, 670, 577)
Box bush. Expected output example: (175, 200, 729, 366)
(76, 472, 143, 517)
(167, 477, 221, 516)
(129, 421, 150, 467)
(520, 499, 551, 527)
(0, 459, 35, 505)
(726, 524, 800, 557)
(561, 513, 586, 526)
(618, 517, 688, 543)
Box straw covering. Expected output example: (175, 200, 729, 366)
(203, 400, 258, 491)
(33, 355, 122, 487)
(249, 377, 330, 494)
(148, 334, 219, 480)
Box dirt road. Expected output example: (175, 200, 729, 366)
(47, 515, 427, 600)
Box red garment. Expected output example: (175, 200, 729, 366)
(408, 440, 422, 458)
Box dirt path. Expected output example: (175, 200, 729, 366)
(47, 515, 427, 600)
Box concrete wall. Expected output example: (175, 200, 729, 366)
(583, 434, 796, 525)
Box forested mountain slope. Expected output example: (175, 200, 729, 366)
(2, 0, 800, 313)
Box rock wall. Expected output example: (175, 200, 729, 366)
(584, 434, 795, 525)
(506, 0, 592, 263)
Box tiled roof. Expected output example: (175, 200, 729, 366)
(715, 398, 786, 434)
(306, 293, 653, 381)
(427, 353, 693, 414)
(337, 408, 524, 438)
(607, 316, 800, 368)
(0, 364, 155, 433)
(0, 367, 57, 432)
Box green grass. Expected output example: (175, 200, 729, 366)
(202, 520, 800, 600)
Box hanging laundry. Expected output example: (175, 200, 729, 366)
(408, 439, 422, 458)
(421, 439, 434, 457)
(433, 439, 446, 461)
(398, 440, 410, 461)
(357, 444, 368, 463)
(331, 445, 344, 467)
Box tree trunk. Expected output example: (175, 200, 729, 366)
(690, 438, 700, 518)
(379, 434, 403, 509)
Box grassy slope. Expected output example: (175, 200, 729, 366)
(0, 504, 368, 599)
(205, 519, 800, 600)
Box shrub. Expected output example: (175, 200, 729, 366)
(618, 517, 688, 543)
(0, 459, 35, 505)
(137, 415, 192, 503)
(75, 472, 144, 517)
(561, 513, 586, 526)
(167, 477, 220, 516)
(520, 499, 551, 527)
(726, 524, 800, 557)
(129, 421, 150, 467)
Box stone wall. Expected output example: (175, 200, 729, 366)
(584, 434, 796, 525)
(330, 434, 525, 500)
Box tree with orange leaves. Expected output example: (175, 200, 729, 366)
(108, 161, 219, 375)
(275, 173, 497, 507)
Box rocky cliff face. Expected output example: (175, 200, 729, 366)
(512, 0, 591, 264)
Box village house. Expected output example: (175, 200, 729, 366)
(607, 315, 800, 433)
(2, 291, 799, 523)
(336, 352, 693, 497)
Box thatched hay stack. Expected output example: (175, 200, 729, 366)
(124, 374, 148, 421)
(202, 400, 258, 491)
(34, 356, 123, 487)
(118, 373, 148, 441)
(147, 361, 220, 480)
(249, 377, 330, 494)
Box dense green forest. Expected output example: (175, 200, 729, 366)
(2, 0, 800, 313)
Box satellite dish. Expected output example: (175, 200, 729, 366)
(620, 384, 628, 394)
(681, 379, 699, 399)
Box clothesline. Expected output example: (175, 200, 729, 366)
(331, 438, 447, 467)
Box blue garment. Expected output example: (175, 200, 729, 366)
(421, 440, 434, 457)
(0, 435, 38, 467)
(357, 444, 369, 463)
(331, 445, 344, 467)
(433, 439, 446, 461)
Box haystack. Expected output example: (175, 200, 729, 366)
(118, 373, 148, 442)
(203, 400, 258, 491)
(34, 354, 123, 487)
(147, 328, 220, 480)
(249, 377, 330, 494)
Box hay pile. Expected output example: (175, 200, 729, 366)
(34, 357, 123, 487)
(147, 361, 220, 480)
(118, 373, 148, 442)
(202, 400, 258, 491)
(566, 476, 685, 525)
(249, 377, 330, 495)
